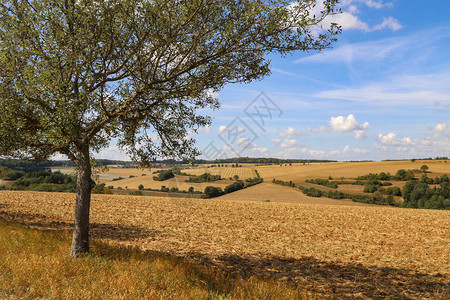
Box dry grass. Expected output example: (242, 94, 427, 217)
(0, 218, 316, 300)
(1, 191, 449, 299)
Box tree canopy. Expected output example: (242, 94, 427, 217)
(0, 0, 340, 256)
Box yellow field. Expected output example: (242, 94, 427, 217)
(181, 166, 256, 179)
(0, 190, 448, 299)
(53, 160, 450, 202)
(106, 175, 234, 192)
(218, 183, 371, 206)
(255, 160, 450, 184)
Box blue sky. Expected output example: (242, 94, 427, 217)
(98, 0, 450, 161)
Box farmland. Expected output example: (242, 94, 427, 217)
(1, 190, 449, 299)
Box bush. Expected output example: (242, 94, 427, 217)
(305, 178, 338, 189)
(384, 187, 402, 196)
(204, 186, 224, 198)
(129, 190, 143, 196)
(186, 173, 221, 183)
(224, 181, 245, 194)
(1, 169, 25, 181)
(363, 184, 378, 193)
(153, 170, 175, 181)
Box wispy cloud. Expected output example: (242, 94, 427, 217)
(314, 72, 450, 105)
(296, 27, 450, 65)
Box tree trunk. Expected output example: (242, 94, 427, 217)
(70, 144, 92, 257)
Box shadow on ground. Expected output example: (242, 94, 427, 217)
(0, 210, 163, 241)
(1, 209, 448, 299)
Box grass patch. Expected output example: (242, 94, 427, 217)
(0, 218, 319, 299)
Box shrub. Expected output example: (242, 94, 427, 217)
(153, 170, 175, 181)
(224, 181, 245, 194)
(204, 186, 224, 198)
(129, 190, 143, 196)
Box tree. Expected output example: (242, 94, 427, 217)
(420, 165, 429, 173)
(138, 184, 144, 190)
(0, 0, 340, 257)
(204, 186, 224, 198)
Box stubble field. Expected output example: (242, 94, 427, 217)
(0, 190, 448, 299)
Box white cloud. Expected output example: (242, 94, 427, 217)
(205, 89, 219, 100)
(296, 27, 450, 66)
(198, 125, 211, 133)
(343, 145, 351, 153)
(297, 35, 411, 65)
(306, 0, 400, 33)
(308, 150, 326, 158)
(95, 146, 129, 161)
(341, 0, 391, 9)
(279, 126, 305, 138)
(310, 114, 369, 139)
(353, 147, 370, 154)
(372, 16, 402, 31)
(330, 114, 369, 133)
(435, 119, 450, 137)
(328, 150, 341, 155)
(280, 138, 301, 148)
(250, 146, 268, 155)
(313, 70, 450, 106)
(270, 138, 281, 145)
(218, 126, 227, 134)
(378, 133, 417, 146)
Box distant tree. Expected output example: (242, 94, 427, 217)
(0, 0, 340, 257)
(204, 186, 224, 198)
(420, 165, 429, 173)
(138, 184, 144, 190)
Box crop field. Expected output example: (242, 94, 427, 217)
(218, 183, 371, 206)
(0, 190, 448, 299)
(181, 166, 256, 179)
(106, 175, 233, 192)
(255, 160, 450, 183)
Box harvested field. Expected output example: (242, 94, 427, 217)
(181, 166, 256, 179)
(218, 183, 371, 206)
(104, 174, 233, 192)
(255, 160, 450, 183)
(52, 167, 155, 182)
(0, 191, 448, 299)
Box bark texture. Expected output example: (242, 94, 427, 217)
(70, 144, 92, 257)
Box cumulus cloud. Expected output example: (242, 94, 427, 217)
(377, 133, 417, 146)
(310, 114, 369, 139)
(305, 0, 400, 33)
(218, 125, 227, 134)
(250, 146, 269, 155)
(280, 138, 301, 149)
(435, 119, 450, 137)
(330, 114, 370, 133)
(279, 126, 305, 138)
